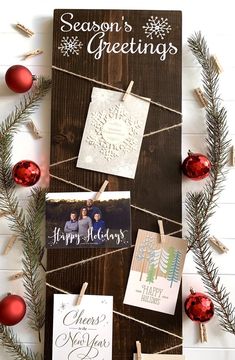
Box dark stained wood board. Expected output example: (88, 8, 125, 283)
(45, 9, 182, 359)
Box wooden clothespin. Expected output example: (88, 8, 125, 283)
(122, 81, 134, 101)
(3, 235, 17, 255)
(9, 271, 23, 281)
(94, 180, 109, 201)
(211, 55, 223, 74)
(208, 236, 229, 253)
(26, 120, 42, 139)
(157, 219, 165, 244)
(231, 146, 235, 166)
(0, 211, 8, 218)
(136, 341, 142, 360)
(15, 23, 34, 37)
(23, 49, 43, 60)
(194, 88, 208, 108)
(199, 323, 207, 342)
(76, 282, 88, 306)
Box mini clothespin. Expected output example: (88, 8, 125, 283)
(26, 120, 42, 139)
(208, 236, 229, 253)
(199, 323, 207, 342)
(9, 271, 23, 281)
(211, 55, 223, 74)
(157, 219, 165, 244)
(231, 146, 235, 166)
(193, 88, 208, 108)
(76, 282, 88, 306)
(122, 81, 134, 101)
(15, 23, 34, 37)
(3, 235, 17, 255)
(136, 341, 142, 360)
(23, 49, 43, 60)
(94, 180, 109, 201)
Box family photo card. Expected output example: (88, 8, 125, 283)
(46, 191, 131, 248)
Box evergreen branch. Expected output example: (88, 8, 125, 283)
(0, 326, 41, 360)
(186, 32, 235, 335)
(0, 77, 51, 135)
(0, 78, 51, 348)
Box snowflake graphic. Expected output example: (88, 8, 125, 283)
(86, 104, 141, 161)
(142, 16, 172, 40)
(58, 36, 83, 57)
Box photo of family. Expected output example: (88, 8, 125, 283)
(46, 191, 131, 248)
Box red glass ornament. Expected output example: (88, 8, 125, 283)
(182, 151, 211, 180)
(13, 160, 41, 187)
(5, 65, 34, 93)
(0, 294, 26, 326)
(185, 289, 214, 323)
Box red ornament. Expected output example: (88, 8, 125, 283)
(0, 294, 26, 326)
(13, 160, 41, 187)
(182, 151, 211, 180)
(5, 65, 34, 93)
(185, 289, 214, 323)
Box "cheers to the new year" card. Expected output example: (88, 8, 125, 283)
(52, 294, 113, 360)
(124, 229, 188, 315)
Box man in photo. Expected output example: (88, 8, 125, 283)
(64, 211, 78, 234)
(93, 212, 106, 245)
(86, 199, 101, 220)
(78, 207, 92, 242)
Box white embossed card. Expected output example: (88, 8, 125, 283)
(52, 294, 113, 360)
(124, 229, 188, 315)
(76, 87, 150, 179)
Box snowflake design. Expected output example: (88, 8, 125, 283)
(142, 16, 172, 40)
(58, 36, 83, 57)
(86, 104, 141, 161)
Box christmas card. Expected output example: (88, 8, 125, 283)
(124, 229, 187, 315)
(46, 9, 182, 359)
(76, 87, 150, 178)
(46, 191, 131, 248)
(52, 294, 113, 360)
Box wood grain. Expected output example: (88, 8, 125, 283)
(45, 9, 182, 359)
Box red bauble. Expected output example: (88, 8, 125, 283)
(13, 160, 41, 187)
(185, 290, 214, 323)
(0, 294, 26, 326)
(182, 151, 211, 180)
(5, 65, 34, 93)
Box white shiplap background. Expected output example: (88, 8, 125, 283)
(0, 1, 235, 359)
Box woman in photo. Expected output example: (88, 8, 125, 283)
(78, 207, 92, 242)
(64, 211, 78, 234)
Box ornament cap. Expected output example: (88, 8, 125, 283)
(190, 287, 196, 295)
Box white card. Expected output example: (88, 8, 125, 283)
(124, 229, 188, 315)
(133, 355, 185, 359)
(52, 294, 113, 360)
(77, 87, 150, 179)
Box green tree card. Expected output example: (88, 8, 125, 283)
(124, 229, 188, 315)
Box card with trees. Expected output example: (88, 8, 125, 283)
(124, 229, 187, 315)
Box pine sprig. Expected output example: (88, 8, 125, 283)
(0, 77, 51, 135)
(0, 77, 50, 359)
(186, 32, 235, 334)
(0, 326, 41, 360)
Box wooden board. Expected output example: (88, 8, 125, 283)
(45, 9, 182, 359)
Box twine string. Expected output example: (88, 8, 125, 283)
(52, 65, 182, 116)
